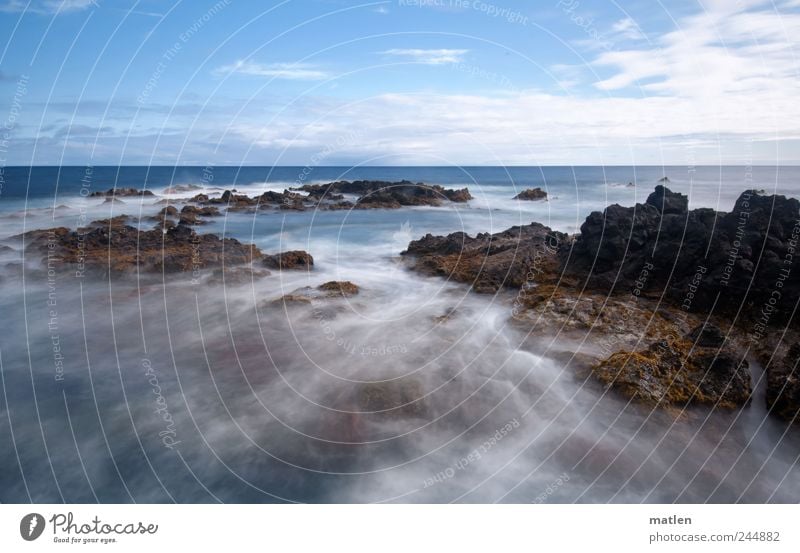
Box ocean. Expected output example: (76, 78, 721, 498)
(1, 165, 799, 503)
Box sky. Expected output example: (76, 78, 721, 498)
(0, 0, 799, 165)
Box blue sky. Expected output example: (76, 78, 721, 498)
(1, 0, 799, 165)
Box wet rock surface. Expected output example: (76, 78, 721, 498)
(513, 187, 548, 201)
(766, 343, 800, 422)
(17, 221, 261, 275)
(403, 186, 800, 418)
(592, 325, 752, 408)
(262, 250, 314, 270)
(402, 222, 566, 293)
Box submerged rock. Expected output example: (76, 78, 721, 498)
(262, 250, 314, 270)
(318, 281, 359, 296)
(513, 187, 548, 201)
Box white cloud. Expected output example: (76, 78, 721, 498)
(593, 2, 800, 97)
(380, 48, 469, 65)
(213, 60, 329, 80)
(610, 17, 645, 40)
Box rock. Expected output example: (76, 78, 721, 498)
(296, 180, 472, 208)
(592, 332, 752, 409)
(403, 223, 566, 293)
(20, 221, 261, 275)
(90, 187, 154, 197)
(318, 281, 359, 296)
(562, 187, 800, 324)
(514, 187, 548, 201)
(658, 176, 670, 183)
(687, 323, 726, 347)
(262, 250, 314, 270)
(646, 184, 688, 215)
(766, 343, 800, 422)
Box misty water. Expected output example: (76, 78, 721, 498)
(1, 166, 799, 503)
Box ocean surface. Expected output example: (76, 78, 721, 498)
(1, 165, 799, 503)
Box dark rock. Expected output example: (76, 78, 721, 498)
(687, 323, 726, 347)
(766, 343, 800, 422)
(295, 180, 472, 208)
(262, 250, 314, 270)
(90, 187, 154, 197)
(403, 223, 566, 293)
(514, 187, 548, 201)
(646, 184, 688, 215)
(20, 221, 260, 275)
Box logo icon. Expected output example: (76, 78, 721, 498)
(20, 513, 45, 541)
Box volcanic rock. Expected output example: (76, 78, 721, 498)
(262, 250, 314, 270)
(766, 343, 800, 423)
(514, 187, 548, 201)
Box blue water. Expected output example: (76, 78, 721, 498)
(2, 165, 797, 200)
(1, 165, 799, 503)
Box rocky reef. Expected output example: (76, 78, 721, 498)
(176, 180, 473, 213)
(403, 186, 800, 421)
(402, 223, 566, 293)
(17, 222, 261, 275)
(89, 187, 154, 197)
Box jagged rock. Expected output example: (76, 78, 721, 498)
(562, 187, 800, 323)
(687, 323, 726, 347)
(90, 187, 154, 197)
(403, 223, 566, 293)
(646, 184, 688, 215)
(18, 221, 261, 275)
(262, 250, 314, 270)
(296, 180, 472, 208)
(514, 187, 548, 201)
